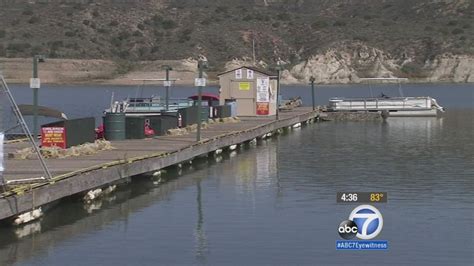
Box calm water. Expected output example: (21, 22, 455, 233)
(0, 83, 473, 265)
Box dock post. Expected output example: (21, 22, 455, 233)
(310, 76, 316, 111)
(163, 65, 172, 111)
(196, 60, 207, 142)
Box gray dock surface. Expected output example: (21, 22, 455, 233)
(0, 108, 319, 221)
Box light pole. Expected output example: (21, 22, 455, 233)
(163, 65, 172, 111)
(275, 66, 282, 121)
(32, 55, 45, 139)
(196, 60, 207, 142)
(309, 76, 316, 111)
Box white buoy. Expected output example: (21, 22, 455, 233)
(214, 149, 223, 155)
(292, 122, 302, 128)
(249, 138, 257, 145)
(84, 201, 103, 214)
(266, 132, 273, 138)
(14, 221, 41, 238)
(83, 188, 103, 203)
(153, 170, 162, 177)
(103, 185, 117, 195)
(229, 144, 237, 151)
(13, 207, 43, 225)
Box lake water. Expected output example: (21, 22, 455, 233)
(0, 83, 473, 265)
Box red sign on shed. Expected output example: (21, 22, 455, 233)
(41, 127, 66, 149)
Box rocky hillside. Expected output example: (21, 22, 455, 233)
(0, 0, 473, 83)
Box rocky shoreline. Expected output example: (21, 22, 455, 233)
(1, 52, 473, 86)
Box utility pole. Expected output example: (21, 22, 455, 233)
(32, 55, 45, 140)
(309, 76, 316, 111)
(163, 65, 172, 111)
(275, 66, 281, 121)
(195, 60, 207, 142)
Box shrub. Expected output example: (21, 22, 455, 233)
(83, 20, 90, 26)
(276, 12, 291, 21)
(109, 20, 119, 27)
(49, 40, 64, 49)
(92, 10, 100, 18)
(7, 42, 31, 53)
(0, 30, 5, 38)
(97, 28, 109, 34)
(133, 30, 143, 37)
(28, 16, 40, 24)
(452, 28, 464, 35)
(117, 31, 131, 40)
(401, 62, 426, 78)
(424, 26, 434, 31)
(65, 31, 76, 37)
(137, 23, 145, 30)
(200, 18, 211, 25)
(215, 6, 228, 13)
(447, 20, 457, 26)
(333, 20, 346, 27)
(312, 20, 328, 29)
(0, 44, 5, 56)
(22, 9, 33, 16)
(161, 19, 176, 30)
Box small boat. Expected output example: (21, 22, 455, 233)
(327, 78, 445, 117)
(106, 96, 194, 116)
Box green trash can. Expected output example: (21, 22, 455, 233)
(104, 113, 126, 140)
(126, 116, 146, 139)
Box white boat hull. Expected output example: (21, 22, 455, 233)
(328, 96, 444, 117)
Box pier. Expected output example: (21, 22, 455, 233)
(0, 108, 320, 222)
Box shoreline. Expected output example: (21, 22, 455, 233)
(1, 57, 472, 86)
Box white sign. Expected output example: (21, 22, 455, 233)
(256, 78, 270, 103)
(235, 69, 242, 79)
(30, 78, 40, 89)
(246, 69, 254, 79)
(0, 133, 4, 172)
(194, 78, 206, 87)
(163, 80, 172, 87)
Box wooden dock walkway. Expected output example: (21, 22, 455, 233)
(0, 108, 319, 221)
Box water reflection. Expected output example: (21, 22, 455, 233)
(0, 141, 281, 266)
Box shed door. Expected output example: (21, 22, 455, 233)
(229, 80, 255, 116)
(236, 98, 255, 116)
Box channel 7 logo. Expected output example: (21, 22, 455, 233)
(338, 205, 383, 240)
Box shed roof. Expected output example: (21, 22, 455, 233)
(217, 66, 276, 77)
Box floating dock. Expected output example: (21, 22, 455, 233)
(0, 108, 320, 222)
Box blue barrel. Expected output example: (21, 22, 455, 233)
(103, 113, 126, 140)
(225, 99, 237, 117)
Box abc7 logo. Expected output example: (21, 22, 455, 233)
(338, 205, 383, 240)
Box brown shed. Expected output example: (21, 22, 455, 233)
(218, 66, 278, 117)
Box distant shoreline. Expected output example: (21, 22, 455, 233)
(1, 58, 473, 86)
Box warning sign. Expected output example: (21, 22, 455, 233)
(256, 78, 270, 103)
(239, 82, 250, 91)
(41, 127, 66, 149)
(256, 102, 269, 115)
